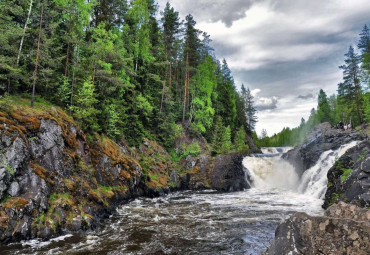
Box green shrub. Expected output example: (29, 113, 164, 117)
(340, 169, 353, 182)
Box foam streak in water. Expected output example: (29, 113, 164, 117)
(298, 141, 358, 199)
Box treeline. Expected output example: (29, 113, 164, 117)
(0, 0, 257, 150)
(258, 25, 370, 147)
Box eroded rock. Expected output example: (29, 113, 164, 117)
(265, 202, 370, 255)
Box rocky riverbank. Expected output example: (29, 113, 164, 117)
(0, 101, 249, 244)
(266, 123, 370, 255)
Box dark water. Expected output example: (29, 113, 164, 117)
(2, 189, 323, 255)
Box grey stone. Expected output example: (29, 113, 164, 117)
(8, 182, 19, 197)
(5, 137, 28, 174)
(265, 202, 370, 255)
(210, 153, 249, 192)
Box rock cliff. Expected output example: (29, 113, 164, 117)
(266, 124, 369, 255)
(0, 100, 249, 243)
(283, 122, 361, 177)
(323, 139, 370, 208)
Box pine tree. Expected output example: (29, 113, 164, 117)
(234, 126, 249, 153)
(190, 55, 217, 134)
(358, 24, 370, 56)
(241, 84, 257, 132)
(317, 89, 331, 123)
(214, 59, 236, 133)
(70, 80, 100, 130)
(0, 0, 24, 93)
(338, 45, 363, 125)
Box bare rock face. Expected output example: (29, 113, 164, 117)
(283, 122, 362, 177)
(0, 110, 146, 243)
(265, 202, 370, 255)
(324, 140, 370, 208)
(210, 153, 250, 192)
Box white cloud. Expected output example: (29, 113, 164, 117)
(251, 89, 279, 111)
(157, 0, 370, 135)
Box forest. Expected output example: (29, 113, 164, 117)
(258, 25, 370, 147)
(0, 0, 257, 152)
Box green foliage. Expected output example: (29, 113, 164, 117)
(0, 0, 257, 151)
(357, 149, 368, 163)
(191, 56, 217, 134)
(185, 142, 201, 156)
(5, 164, 14, 175)
(70, 81, 100, 131)
(329, 193, 340, 206)
(234, 127, 249, 153)
(340, 168, 353, 182)
(212, 116, 232, 154)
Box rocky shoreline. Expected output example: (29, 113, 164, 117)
(0, 106, 249, 244)
(266, 123, 369, 255)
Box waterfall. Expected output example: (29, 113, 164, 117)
(298, 140, 358, 199)
(243, 141, 358, 198)
(243, 149, 299, 190)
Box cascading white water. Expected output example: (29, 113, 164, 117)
(243, 148, 299, 190)
(298, 140, 358, 199)
(243, 141, 358, 198)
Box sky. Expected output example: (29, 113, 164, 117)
(157, 0, 370, 136)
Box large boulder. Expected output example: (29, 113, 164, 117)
(323, 139, 370, 208)
(265, 202, 370, 255)
(210, 153, 250, 192)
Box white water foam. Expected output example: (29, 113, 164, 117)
(298, 140, 358, 199)
(244, 142, 359, 199)
(243, 156, 299, 190)
(261, 147, 293, 154)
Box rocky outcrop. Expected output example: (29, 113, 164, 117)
(323, 139, 370, 208)
(0, 104, 251, 243)
(283, 122, 363, 177)
(265, 202, 370, 255)
(0, 108, 145, 243)
(210, 153, 249, 192)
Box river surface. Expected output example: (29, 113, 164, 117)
(2, 189, 323, 255)
(3, 143, 358, 255)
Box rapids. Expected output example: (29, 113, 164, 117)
(1, 142, 358, 255)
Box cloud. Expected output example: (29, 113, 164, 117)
(158, 0, 256, 27)
(251, 89, 279, 111)
(157, 0, 370, 134)
(298, 93, 315, 100)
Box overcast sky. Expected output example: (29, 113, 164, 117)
(157, 0, 370, 136)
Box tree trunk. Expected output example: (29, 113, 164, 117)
(17, 0, 33, 66)
(160, 81, 166, 112)
(182, 53, 189, 124)
(169, 49, 172, 88)
(71, 45, 79, 106)
(64, 42, 70, 77)
(31, 3, 43, 108)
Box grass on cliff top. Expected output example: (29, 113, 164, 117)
(0, 94, 75, 124)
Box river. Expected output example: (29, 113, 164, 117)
(1, 143, 357, 255)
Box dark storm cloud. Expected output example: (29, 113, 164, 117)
(298, 94, 315, 100)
